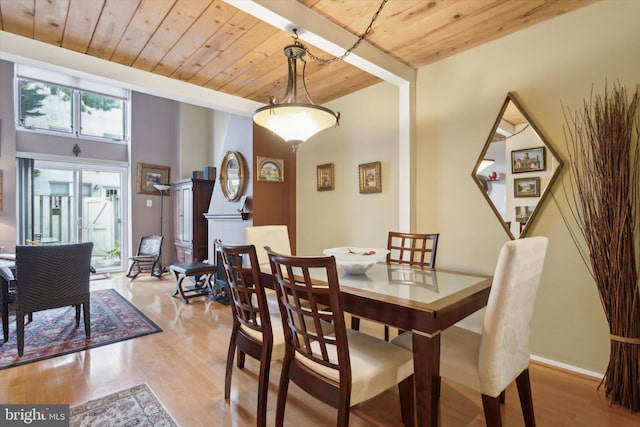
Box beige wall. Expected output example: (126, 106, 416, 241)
(296, 82, 400, 255)
(415, 0, 639, 374)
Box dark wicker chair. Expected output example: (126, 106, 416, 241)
(265, 247, 415, 427)
(217, 240, 285, 427)
(15, 242, 94, 356)
(126, 235, 163, 279)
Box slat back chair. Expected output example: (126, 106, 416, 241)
(352, 232, 440, 340)
(15, 242, 93, 356)
(217, 240, 285, 427)
(392, 236, 549, 427)
(387, 232, 439, 267)
(126, 234, 163, 279)
(265, 247, 415, 427)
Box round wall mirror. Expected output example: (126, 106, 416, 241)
(472, 92, 563, 239)
(220, 151, 246, 202)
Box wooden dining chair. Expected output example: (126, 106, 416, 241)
(352, 232, 440, 341)
(387, 231, 440, 267)
(217, 240, 285, 427)
(15, 242, 94, 357)
(392, 236, 549, 427)
(265, 247, 415, 427)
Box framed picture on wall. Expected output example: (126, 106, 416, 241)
(515, 205, 535, 223)
(317, 163, 334, 191)
(511, 147, 546, 173)
(136, 163, 171, 195)
(257, 157, 284, 182)
(514, 177, 540, 197)
(359, 161, 381, 194)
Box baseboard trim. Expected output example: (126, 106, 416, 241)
(530, 354, 604, 380)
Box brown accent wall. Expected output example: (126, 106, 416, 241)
(252, 125, 297, 253)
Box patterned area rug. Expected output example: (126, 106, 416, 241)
(70, 384, 177, 427)
(0, 289, 161, 370)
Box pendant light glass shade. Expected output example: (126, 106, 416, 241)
(254, 103, 338, 145)
(253, 42, 339, 150)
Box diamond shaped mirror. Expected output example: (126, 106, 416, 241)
(472, 92, 563, 239)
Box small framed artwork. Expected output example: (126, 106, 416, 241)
(317, 163, 334, 191)
(514, 177, 541, 197)
(515, 205, 535, 223)
(511, 147, 546, 173)
(136, 163, 171, 195)
(257, 157, 284, 182)
(359, 161, 381, 194)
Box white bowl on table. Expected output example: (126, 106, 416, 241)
(322, 247, 389, 274)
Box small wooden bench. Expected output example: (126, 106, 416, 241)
(169, 262, 218, 304)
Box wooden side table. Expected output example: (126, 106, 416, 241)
(169, 262, 217, 304)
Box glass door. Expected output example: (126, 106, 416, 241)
(32, 160, 126, 272)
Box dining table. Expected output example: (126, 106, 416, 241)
(266, 261, 493, 427)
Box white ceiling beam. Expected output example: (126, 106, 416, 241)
(223, 0, 415, 86)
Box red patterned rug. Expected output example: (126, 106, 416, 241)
(0, 289, 161, 370)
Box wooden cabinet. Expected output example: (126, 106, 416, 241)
(173, 179, 215, 263)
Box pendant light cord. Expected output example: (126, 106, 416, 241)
(296, 0, 390, 65)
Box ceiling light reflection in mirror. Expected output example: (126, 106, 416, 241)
(472, 92, 563, 239)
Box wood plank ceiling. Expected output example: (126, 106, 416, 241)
(0, 0, 595, 106)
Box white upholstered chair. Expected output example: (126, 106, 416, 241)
(392, 236, 548, 427)
(244, 225, 292, 272)
(245, 225, 292, 313)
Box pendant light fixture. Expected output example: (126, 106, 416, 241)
(253, 0, 390, 151)
(253, 40, 339, 151)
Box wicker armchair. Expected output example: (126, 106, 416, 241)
(15, 242, 94, 356)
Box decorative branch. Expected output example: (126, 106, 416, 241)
(558, 82, 640, 412)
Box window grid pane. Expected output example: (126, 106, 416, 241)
(19, 79, 73, 133)
(79, 91, 125, 140)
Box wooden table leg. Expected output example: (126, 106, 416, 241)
(412, 330, 441, 427)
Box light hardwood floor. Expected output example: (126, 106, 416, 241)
(1, 272, 638, 426)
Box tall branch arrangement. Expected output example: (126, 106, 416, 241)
(561, 82, 639, 412)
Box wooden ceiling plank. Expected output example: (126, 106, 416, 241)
(200, 21, 287, 90)
(110, 0, 176, 66)
(34, 0, 69, 45)
(132, 0, 213, 72)
(170, 10, 265, 82)
(0, 0, 35, 38)
(86, 0, 141, 60)
(0, 0, 595, 107)
(192, 24, 289, 89)
(399, 0, 590, 65)
(151, 0, 237, 77)
(61, 0, 105, 53)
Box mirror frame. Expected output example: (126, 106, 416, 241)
(472, 92, 564, 239)
(220, 151, 246, 202)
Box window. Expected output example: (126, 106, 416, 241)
(19, 79, 73, 133)
(80, 91, 125, 140)
(16, 68, 129, 143)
